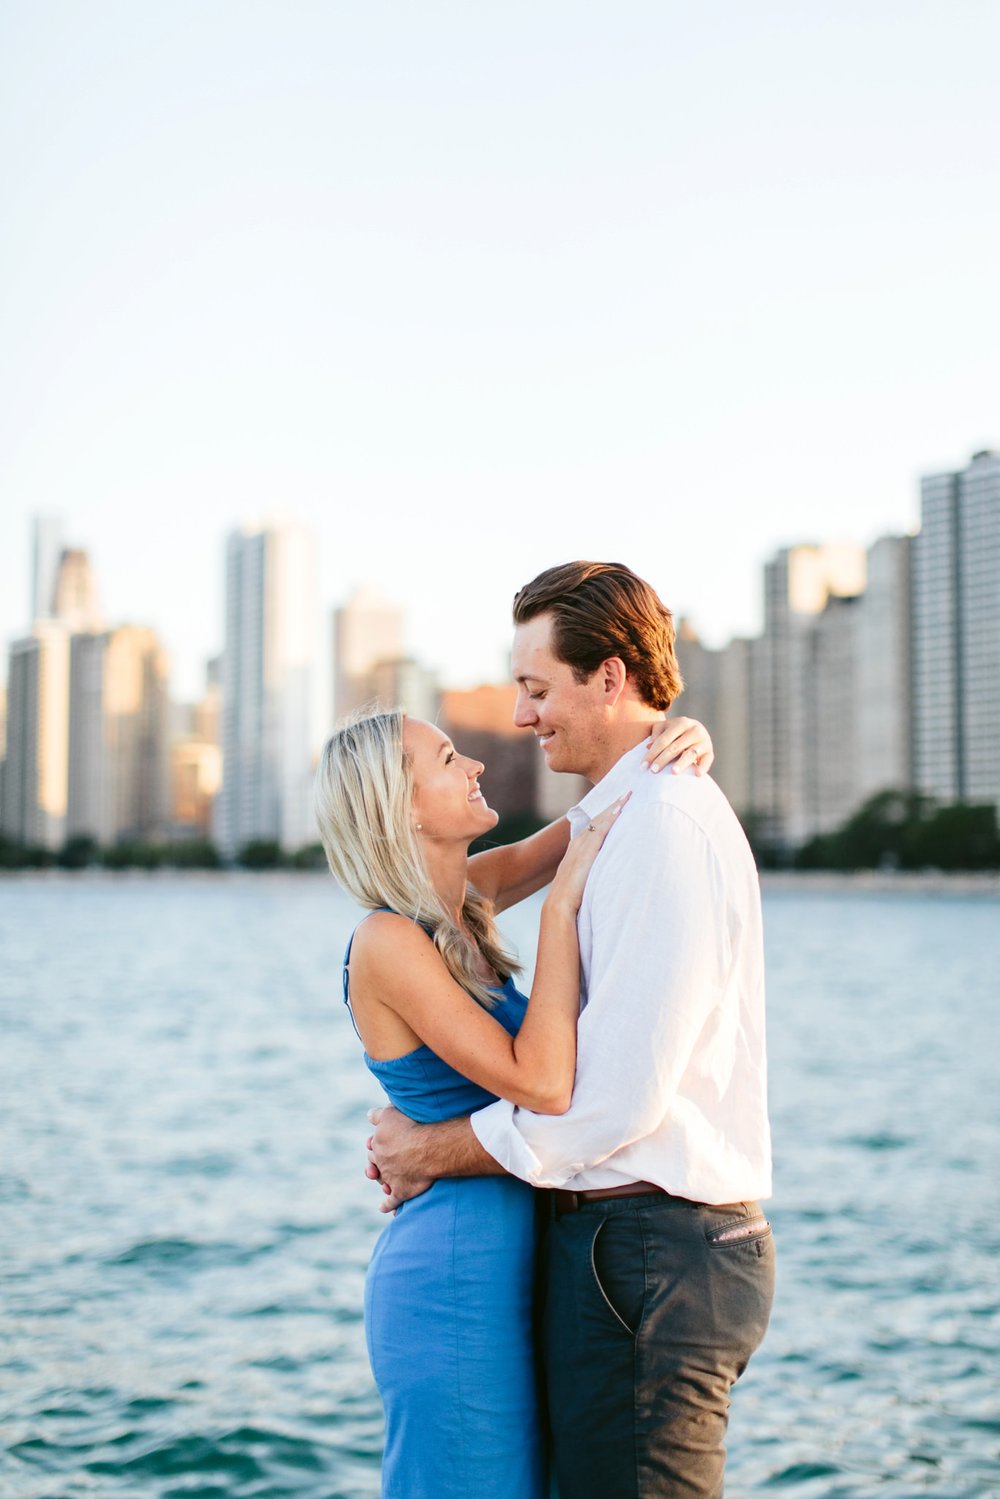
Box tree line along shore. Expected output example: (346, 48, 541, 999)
(3, 796, 999, 875)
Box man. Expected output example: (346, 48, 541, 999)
(369, 560, 774, 1499)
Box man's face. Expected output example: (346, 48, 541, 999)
(511, 613, 609, 779)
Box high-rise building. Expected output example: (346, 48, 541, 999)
(31, 516, 64, 622)
(0, 682, 6, 827)
(750, 543, 866, 846)
(674, 622, 753, 815)
(913, 450, 1000, 814)
(912, 470, 962, 803)
(2, 622, 71, 849)
(67, 626, 171, 844)
(66, 633, 105, 841)
(216, 522, 317, 858)
(170, 657, 222, 837)
(958, 452, 1000, 811)
(51, 549, 102, 632)
(857, 535, 913, 806)
(794, 594, 862, 838)
(673, 620, 719, 737)
(713, 638, 753, 819)
(369, 657, 439, 720)
(332, 587, 405, 721)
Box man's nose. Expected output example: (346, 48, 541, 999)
(513, 691, 536, 727)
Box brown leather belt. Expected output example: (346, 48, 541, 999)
(553, 1181, 667, 1216)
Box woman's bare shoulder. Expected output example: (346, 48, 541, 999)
(349, 910, 435, 970)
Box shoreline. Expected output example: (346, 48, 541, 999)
(759, 869, 1000, 895)
(3, 866, 999, 895)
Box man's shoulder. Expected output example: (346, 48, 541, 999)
(636, 765, 735, 826)
(621, 771, 756, 878)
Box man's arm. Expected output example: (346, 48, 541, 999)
(367, 1105, 504, 1212)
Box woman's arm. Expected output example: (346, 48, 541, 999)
(349, 795, 628, 1114)
(469, 817, 570, 914)
(471, 715, 715, 911)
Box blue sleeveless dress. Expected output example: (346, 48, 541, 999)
(344, 923, 545, 1499)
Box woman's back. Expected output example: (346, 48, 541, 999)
(345, 921, 528, 1123)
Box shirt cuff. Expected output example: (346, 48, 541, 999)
(470, 1098, 581, 1188)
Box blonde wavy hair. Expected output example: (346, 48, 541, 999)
(315, 710, 519, 1009)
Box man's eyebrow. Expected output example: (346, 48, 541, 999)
(515, 673, 550, 686)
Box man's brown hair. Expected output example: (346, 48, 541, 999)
(512, 561, 683, 711)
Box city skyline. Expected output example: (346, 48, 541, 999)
(0, 478, 925, 715)
(3, 4, 999, 701)
(4, 448, 997, 857)
(3, 446, 993, 717)
(3, 466, 945, 707)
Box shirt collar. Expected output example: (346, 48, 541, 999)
(567, 739, 648, 833)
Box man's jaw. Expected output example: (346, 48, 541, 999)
(534, 727, 597, 780)
(536, 729, 579, 774)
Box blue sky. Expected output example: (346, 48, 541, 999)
(2, 1, 998, 702)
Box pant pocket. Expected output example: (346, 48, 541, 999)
(704, 1212, 771, 1250)
(590, 1214, 646, 1336)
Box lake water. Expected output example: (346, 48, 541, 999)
(1, 875, 998, 1498)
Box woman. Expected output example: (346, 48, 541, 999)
(315, 710, 713, 1499)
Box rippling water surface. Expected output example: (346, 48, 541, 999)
(1, 875, 998, 1498)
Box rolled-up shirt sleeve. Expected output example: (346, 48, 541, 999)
(471, 803, 732, 1188)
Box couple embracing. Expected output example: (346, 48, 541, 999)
(317, 561, 774, 1499)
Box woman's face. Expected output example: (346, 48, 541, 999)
(403, 719, 499, 842)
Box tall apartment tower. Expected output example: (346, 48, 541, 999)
(913, 450, 1000, 812)
(368, 657, 439, 720)
(673, 621, 719, 738)
(3, 534, 106, 850)
(913, 470, 963, 802)
(31, 517, 64, 621)
(171, 657, 223, 837)
(671, 624, 755, 820)
(332, 587, 404, 721)
(67, 626, 171, 845)
(2, 622, 71, 849)
(216, 522, 317, 859)
(713, 638, 753, 819)
(959, 452, 1000, 809)
(750, 543, 867, 847)
(51, 549, 102, 632)
(795, 594, 863, 838)
(856, 535, 913, 806)
(0, 683, 6, 826)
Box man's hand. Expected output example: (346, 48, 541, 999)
(366, 1106, 434, 1213)
(364, 1105, 503, 1211)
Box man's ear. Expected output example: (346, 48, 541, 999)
(600, 656, 628, 707)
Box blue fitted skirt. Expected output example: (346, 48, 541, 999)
(365, 1173, 545, 1499)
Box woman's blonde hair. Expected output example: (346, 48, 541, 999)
(315, 710, 519, 1009)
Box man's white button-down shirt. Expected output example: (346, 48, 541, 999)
(471, 740, 772, 1205)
